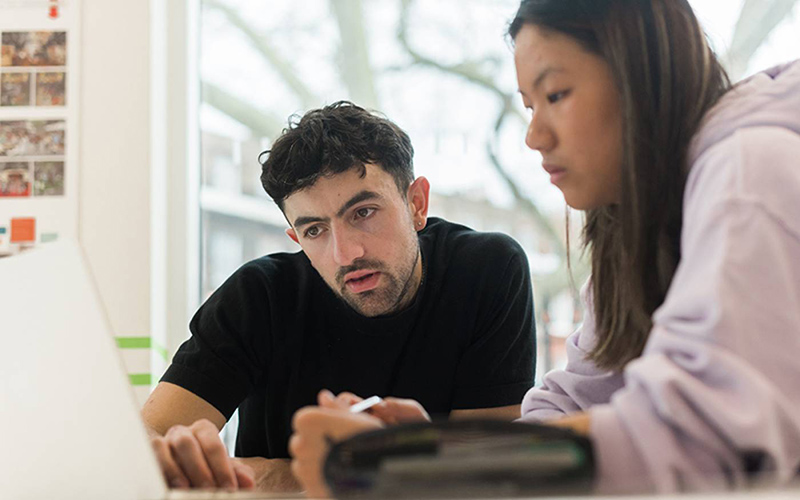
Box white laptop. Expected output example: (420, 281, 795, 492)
(0, 240, 298, 500)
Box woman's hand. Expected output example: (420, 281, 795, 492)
(547, 412, 591, 436)
(289, 390, 433, 497)
(289, 405, 383, 498)
(316, 390, 432, 425)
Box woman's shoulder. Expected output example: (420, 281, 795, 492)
(684, 126, 800, 239)
(685, 59, 800, 237)
(685, 60, 800, 210)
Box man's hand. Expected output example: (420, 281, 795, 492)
(150, 419, 255, 490)
(234, 457, 301, 493)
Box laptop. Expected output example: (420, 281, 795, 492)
(0, 240, 298, 500)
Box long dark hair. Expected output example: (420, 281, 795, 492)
(509, 0, 731, 371)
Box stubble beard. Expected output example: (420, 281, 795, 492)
(334, 239, 421, 318)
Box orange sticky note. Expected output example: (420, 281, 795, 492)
(10, 218, 36, 243)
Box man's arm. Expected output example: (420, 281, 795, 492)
(142, 381, 300, 492)
(142, 382, 227, 435)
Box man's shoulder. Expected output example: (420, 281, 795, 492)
(220, 250, 314, 292)
(425, 217, 527, 263)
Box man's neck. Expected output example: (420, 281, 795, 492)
(391, 249, 424, 313)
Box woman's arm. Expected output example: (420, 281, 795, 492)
(519, 281, 625, 422)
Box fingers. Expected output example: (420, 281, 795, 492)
(288, 430, 331, 499)
(370, 397, 431, 425)
(165, 424, 217, 488)
(290, 407, 384, 498)
(152, 435, 190, 488)
(334, 392, 363, 408)
(193, 420, 237, 489)
(232, 461, 256, 490)
(154, 418, 241, 490)
(293, 406, 383, 440)
(317, 389, 362, 410)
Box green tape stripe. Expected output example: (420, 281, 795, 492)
(116, 336, 151, 348)
(115, 336, 169, 362)
(128, 373, 152, 386)
(153, 344, 169, 362)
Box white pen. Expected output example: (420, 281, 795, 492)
(348, 395, 383, 413)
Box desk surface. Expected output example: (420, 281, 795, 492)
(163, 487, 800, 500)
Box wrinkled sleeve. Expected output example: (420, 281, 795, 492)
(451, 250, 537, 410)
(161, 262, 272, 419)
(519, 282, 624, 422)
(590, 129, 800, 493)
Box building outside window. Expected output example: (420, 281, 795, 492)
(198, 0, 800, 377)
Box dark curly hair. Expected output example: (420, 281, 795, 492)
(259, 101, 415, 210)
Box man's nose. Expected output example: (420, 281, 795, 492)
(331, 227, 365, 266)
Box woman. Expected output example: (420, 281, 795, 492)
(289, 0, 800, 495)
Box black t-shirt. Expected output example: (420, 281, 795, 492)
(161, 218, 536, 459)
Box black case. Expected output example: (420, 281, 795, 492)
(324, 419, 595, 499)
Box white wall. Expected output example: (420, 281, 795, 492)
(79, 0, 198, 404)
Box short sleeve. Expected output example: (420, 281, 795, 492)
(161, 262, 272, 419)
(450, 248, 536, 409)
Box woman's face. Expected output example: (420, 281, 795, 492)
(514, 24, 623, 210)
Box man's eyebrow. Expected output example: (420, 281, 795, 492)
(292, 191, 382, 229)
(336, 190, 381, 218)
(293, 215, 328, 229)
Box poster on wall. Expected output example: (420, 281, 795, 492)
(0, 1, 78, 258)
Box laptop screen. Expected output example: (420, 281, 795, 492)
(0, 240, 166, 500)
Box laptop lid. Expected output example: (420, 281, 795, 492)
(0, 240, 167, 500)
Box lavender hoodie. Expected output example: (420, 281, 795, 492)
(519, 60, 800, 493)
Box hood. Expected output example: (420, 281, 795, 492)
(689, 59, 800, 165)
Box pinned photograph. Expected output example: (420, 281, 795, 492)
(0, 162, 31, 197)
(35, 72, 65, 106)
(1, 32, 67, 67)
(0, 120, 65, 157)
(1, 72, 32, 106)
(33, 161, 64, 196)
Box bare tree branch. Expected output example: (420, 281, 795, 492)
(723, 0, 799, 80)
(330, 0, 379, 108)
(205, 0, 318, 108)
(397, 0, 507, 99)
(398, 0, 568, 263)
(487, 100, 565, 258)
(202, 82, 285, 138)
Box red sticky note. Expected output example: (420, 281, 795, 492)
(10, 218, 36, 243)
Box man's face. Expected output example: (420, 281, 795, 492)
(283, 164, 426, 317)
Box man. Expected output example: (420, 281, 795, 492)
(141, 101, 536, 492)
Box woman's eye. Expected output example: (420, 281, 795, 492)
(547, 90, 570, 104)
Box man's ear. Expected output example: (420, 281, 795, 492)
(286, 227, 299, 244)
(407, 176, 431, 230)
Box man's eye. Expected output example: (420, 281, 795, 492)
(355, 207, 375, 219)
(547, 90, 570, 104)
(304, 226, 321, 238)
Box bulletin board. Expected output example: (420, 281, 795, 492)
(0, 0, 79, 257)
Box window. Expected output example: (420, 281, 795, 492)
(198, 0, 800, 378)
